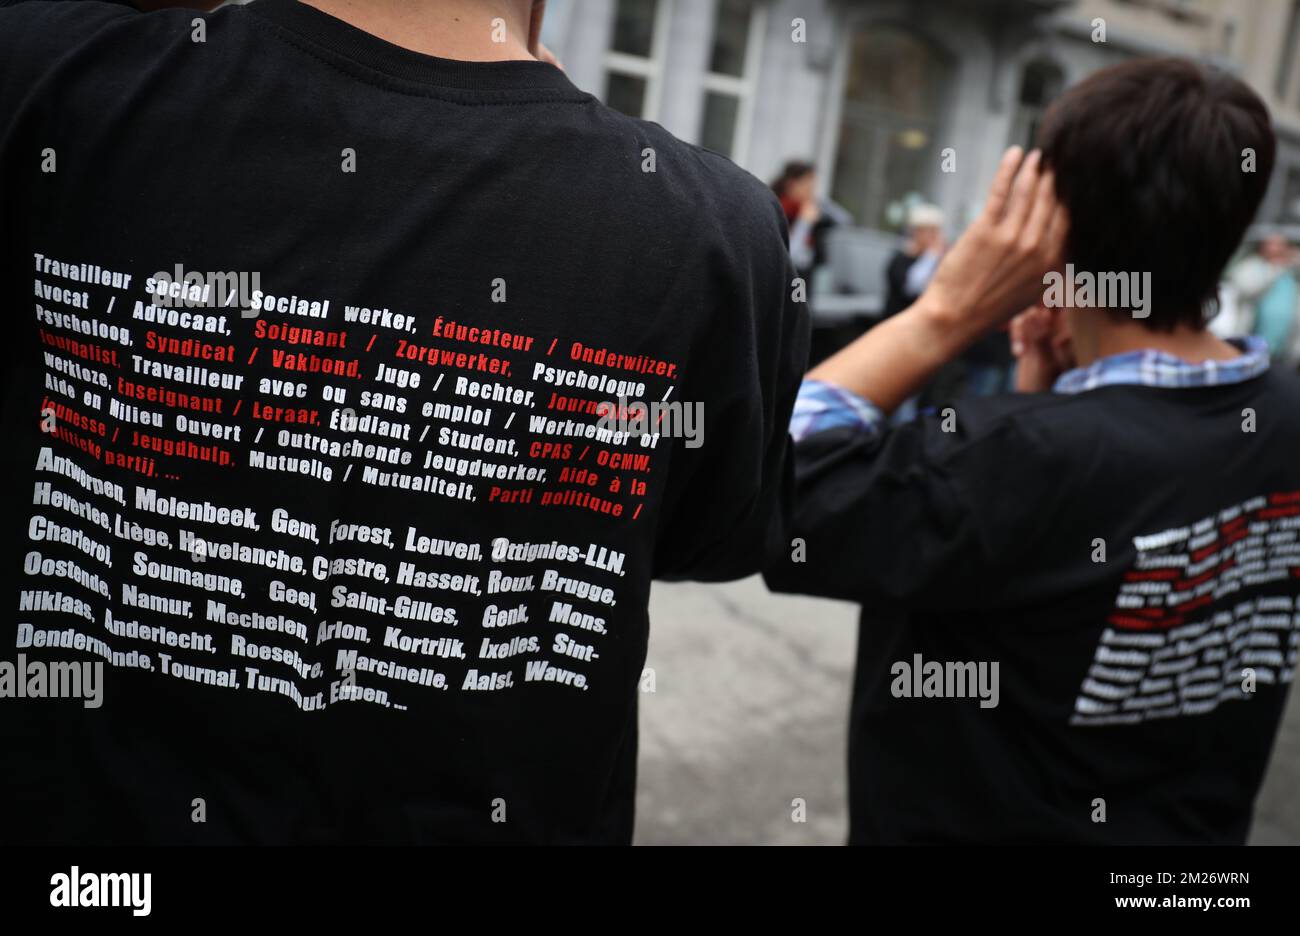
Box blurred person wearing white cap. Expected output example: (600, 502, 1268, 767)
(882, 203, 947, 320)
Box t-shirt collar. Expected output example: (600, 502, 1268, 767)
(249, 0, 588, 99)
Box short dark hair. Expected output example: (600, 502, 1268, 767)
(1038, 57, 1275, 330)
(770, 160, 815, 198)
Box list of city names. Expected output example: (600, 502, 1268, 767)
(21, 252, 679, 711)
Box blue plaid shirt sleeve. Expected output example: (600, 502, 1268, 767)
(790, 379, 887, 443)
(791, 337, 1271, 442)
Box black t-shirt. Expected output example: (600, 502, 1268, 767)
(767, 372, 1300, 844)
(0, 0, 806, 843)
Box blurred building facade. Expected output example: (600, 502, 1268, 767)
(542, 0, 1300, 304)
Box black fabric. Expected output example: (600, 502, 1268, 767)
(881, 249, 917, 320)
(0, 0, 807, 843)
(767, 373, 1300, 844)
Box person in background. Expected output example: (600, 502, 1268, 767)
(882, 203, 946, 320)
(881, 204, 946, 419)
(882, 204, 1012, 408)
(771, 161, 839, 283)
(951, 312, 1016, 399)
(1226, 234, 1299, 360)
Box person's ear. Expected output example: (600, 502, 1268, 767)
(1049, 307, 1077, 370)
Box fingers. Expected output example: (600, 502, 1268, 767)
(981, 146, 1024, 223)
(1000, 149, 1042, 234)
(1023, 168, 1057, 249)
(1044, 200, 1069, 267)
(1009, 305, 1049, 356)
(1009, 315, 1028, 357)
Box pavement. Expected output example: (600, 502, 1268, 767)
(634, 576, 1300, 845)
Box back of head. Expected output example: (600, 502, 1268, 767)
(1038, 57, 1275, 330)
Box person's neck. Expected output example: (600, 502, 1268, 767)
(1072, 313, 1241, 367)
(301, 0, 536, 62)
